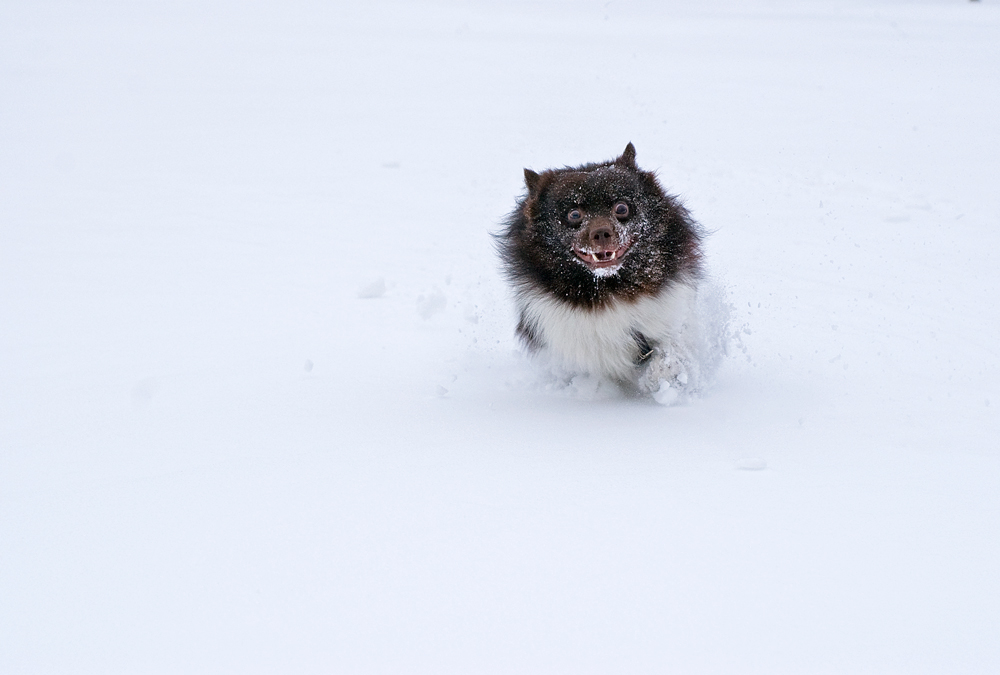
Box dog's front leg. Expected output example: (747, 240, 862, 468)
(637, 345, 690, 405)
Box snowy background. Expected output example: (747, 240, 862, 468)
(2, 0, 999, 672)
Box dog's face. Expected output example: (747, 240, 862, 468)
(503, 144, 698, 307)
(524, 158, 653, 280)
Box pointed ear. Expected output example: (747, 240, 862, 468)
(524, 168, 542, 197)
(615, 142, 637, 169)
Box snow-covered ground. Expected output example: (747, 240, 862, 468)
(2, 0, 999, 672)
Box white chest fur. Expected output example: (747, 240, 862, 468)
(518, 281, 699, 381)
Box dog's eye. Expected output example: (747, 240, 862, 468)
(613, 202, 630, 220)
(566, 209, 583, 225)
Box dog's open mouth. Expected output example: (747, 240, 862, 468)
(573, 241, 632, 269)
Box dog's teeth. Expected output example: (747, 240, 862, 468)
(609, 251, 617, 261)
(591, 253, 599, 263)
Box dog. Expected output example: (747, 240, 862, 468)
(496, 143, 705, 403)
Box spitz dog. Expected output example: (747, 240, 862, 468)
(497, 143, 705, 404)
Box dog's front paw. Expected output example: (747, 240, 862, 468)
(638, 350, 690, 405)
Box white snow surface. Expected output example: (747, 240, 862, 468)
(2, 1, 999, 672)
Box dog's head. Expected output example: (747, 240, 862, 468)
(522, 143, 653, 279)
(502, 143, 700, 307)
